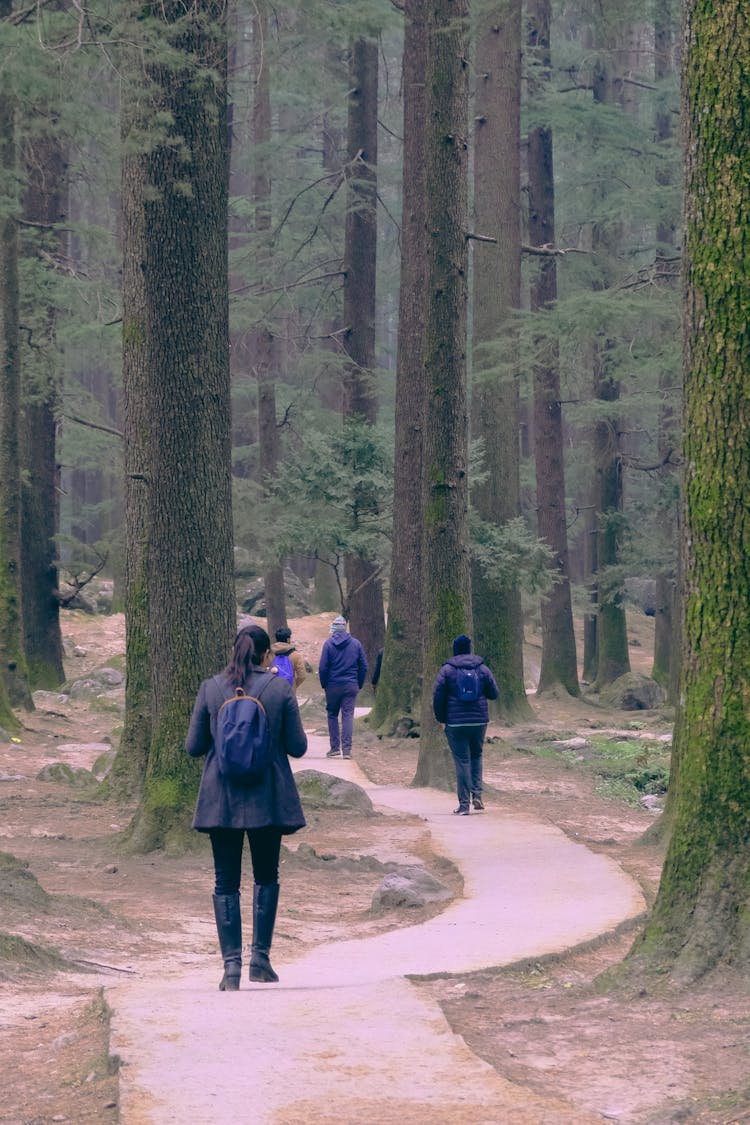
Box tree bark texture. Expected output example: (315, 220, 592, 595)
(632, 0, 750, 981)
(470, 0, 530, 720)
(20, 130, 66, 689)
(414, 0, 471, 788)
(0, 22, 32, 714)
(589, 56, 630, 690)
(370, 0, 427, 736)
(652, 0, 680, 701)
(120, 1, 235, 849)
(526, 0, 578, 698)
(251, 2, 287, 637)
(342, 37, 385, 674)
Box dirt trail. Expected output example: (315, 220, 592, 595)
(109, 733, 644, 1125)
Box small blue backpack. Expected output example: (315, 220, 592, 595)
(274, 653, 294, 685)
(455, 667, 481, 702)
(213, 675, 273, 785)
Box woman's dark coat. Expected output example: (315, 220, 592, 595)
(186, 669, 307, 834)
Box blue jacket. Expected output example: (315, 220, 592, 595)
(432, 654, 499, 726)
(319, 631, 368, 691)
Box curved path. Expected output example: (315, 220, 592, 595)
(109, 734, 644, 1124)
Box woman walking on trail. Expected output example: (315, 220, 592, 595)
(186, 624, 307, 990)
(318, 615, 368, 759)
(433, 634, 499, 816)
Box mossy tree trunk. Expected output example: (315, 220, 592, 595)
(629, 0, 750, 982)
(470, 0, 531, 722)
(341, 37, 385, 675)
(119, 1, 235, 851)
(20, 130, 66, 690)
(369, 0, 427, 736)
(414, 0, 471, 789)
(526, 0, 579, 699)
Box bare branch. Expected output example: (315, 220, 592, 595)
(66, 414, 124, 440)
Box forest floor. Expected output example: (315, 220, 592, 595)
(1, 610, 749, 1125)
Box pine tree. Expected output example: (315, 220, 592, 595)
(119, 0, 235, 850)
(629, 0, 750, 981)
(470, 0, 531, 719)
(370, 0, 427, 736)
(414, 0, 471, 788)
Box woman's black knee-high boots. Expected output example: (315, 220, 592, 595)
(249, 882, 280, 982)
(212, 893, 242, 991)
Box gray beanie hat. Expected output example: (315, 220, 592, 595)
(330, 616, 347, 634)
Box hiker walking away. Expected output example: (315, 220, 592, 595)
(186, 625, 307, 991)
(432, 634, 499, 815)
(319, 615, 367, 759)
(271, 626, 307, 692)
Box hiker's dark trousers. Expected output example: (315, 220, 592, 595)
(209, 827, 282, 895)
(325, 684, 359, 753)
(445, 724, 486, 810)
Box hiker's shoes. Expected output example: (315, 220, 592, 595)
(472, 795, 485, 811)
(453, 806, 470, 816)
(342, 751, 352, 759)
(326, 748, 341, 758)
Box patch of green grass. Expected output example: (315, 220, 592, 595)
(526, 735, 670, 806)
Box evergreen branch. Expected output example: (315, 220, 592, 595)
(231, 270, 345, 299)
(271, 169, 344, 243)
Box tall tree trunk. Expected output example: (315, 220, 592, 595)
(629, 0, 750, 982)
(414, 0, 471, 788)
(590, 57, 630, 690)
(470, 0, 531, 720)
(0, 8, 31, 713)
(120, 1, 235, 850)
(250, 2, 287, 637)
(370, 0, 427, 736)
(20, 130, 66, 689)
(652, 0, 680, 702)
(341, 37, 385, 674)
(526, 0, 579, 698)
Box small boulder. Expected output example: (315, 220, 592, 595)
(371, 867, 453, 912)
(294, 770, 376, 816)
(599, 673, 666, 712)
(36, 762, 98, 789)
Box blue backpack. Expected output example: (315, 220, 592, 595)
(213, 675, 273, 785)
(274, 653, 294, 685)
(455, 666, 481, 703)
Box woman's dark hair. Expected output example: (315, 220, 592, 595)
(225, 625, 271, 687)
(275, 627, 291, 643)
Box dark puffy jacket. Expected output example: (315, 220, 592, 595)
(186, 669, 307, 833)
(432, 654, 499, 726)
(318, 632, 368, 690)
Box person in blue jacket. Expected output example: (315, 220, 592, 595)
(318, 615, 368, 759)
(433, 634, 499, 815)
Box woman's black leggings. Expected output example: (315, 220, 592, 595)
(209, 827, 283, 895)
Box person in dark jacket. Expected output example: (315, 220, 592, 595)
(432, 634, 499, 815)
(186, 624, 307, 990)
(318, 615, 367, 759)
